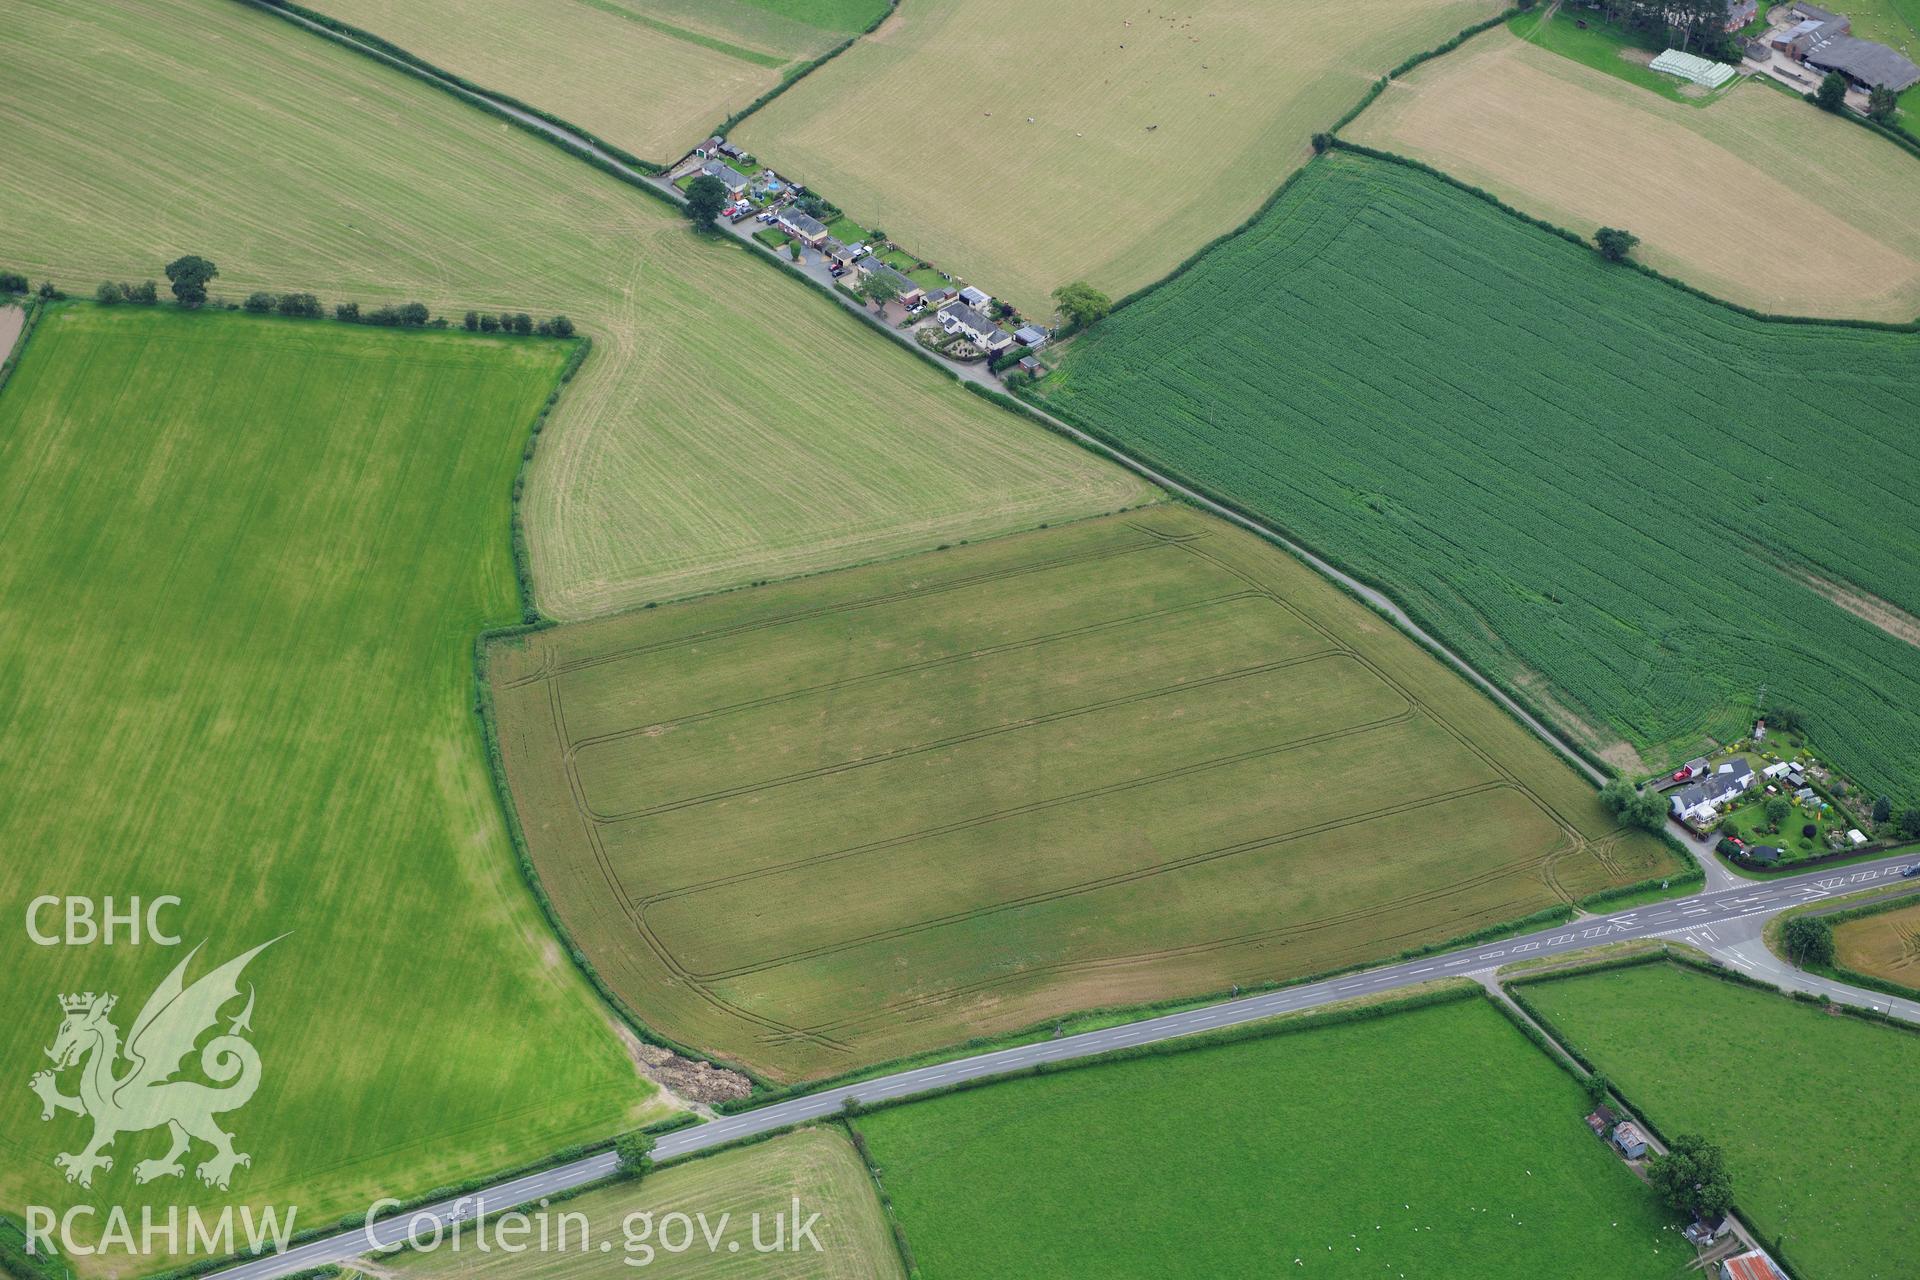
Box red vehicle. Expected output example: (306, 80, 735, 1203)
(1672, 766, 1694, 782)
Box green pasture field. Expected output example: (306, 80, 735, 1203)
(1033, 151, 1920, 800)
(487, 504, 1679, 1082)
(0, 306, 663, 1273)
(0, 0, 1149, 620)
(733, 0, 1505, 319)
(1521, 962, 1920, 1279)
(382, 1127, 901, 1279)
(1508, 8, 1716, 105)
(306, 0, 840, 165)
(854, 994, 1686, 1278)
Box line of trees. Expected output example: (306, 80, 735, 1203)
(11, 256, 577, 339)
(1587, 0, 1743, 57)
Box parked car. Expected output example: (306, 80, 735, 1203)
(1672, 766, 1696, 781)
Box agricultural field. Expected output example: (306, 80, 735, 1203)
(0, 0, 1149, 620)
(487, 505, 1679, 1081)
(306, 0, 859, 167)
(854, 993, 1685, 1278)
(1033, 151, 1920, 801)
(0, 305, 662, 1271)
(1520, 962, 1920, 1279)
(381, 1127, 901, 1279)
(1348, 27, 1920, 320)
(1833, 898, 1920, 994)
(732, 0, 1505, 319)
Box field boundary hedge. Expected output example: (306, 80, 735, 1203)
(0, 296, 45, 399)
(715, 907, 1578, 1113)
(708, 1, 899, 141)
(1328, 140, 1920, 333)
(242, 0, 668, 173)
(1103, 5, 1523, 319)
(840, 1122, 921, 1280)
(1501, 949, 1920, 1279)
(1775, 893, 1920, 1003)
(1720, 835, 1915, 875)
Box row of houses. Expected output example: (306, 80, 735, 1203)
(692, 137, 1050, 370)
(1769, 2, 1920, 91)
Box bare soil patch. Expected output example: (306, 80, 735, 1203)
(1786, 563, 1920, 649)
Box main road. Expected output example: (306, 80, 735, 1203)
(207, 850, 1918, 1280)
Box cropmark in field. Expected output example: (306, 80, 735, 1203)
(1034, 150, 1920, 798)
(488, 506, 1679, 1082)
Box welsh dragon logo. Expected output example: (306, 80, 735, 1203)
(30, 939, 279, 1191)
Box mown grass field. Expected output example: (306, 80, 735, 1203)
(1034, 151, 1920, 798)
(488, 505, 1678, 1081)
(854, 994, 1685, 1278)
(306, 0, 849, 166)
(1349, 27, 1920, 321)
(1521, 963, 1920, 1279)
(383, 1127, 900, 1279)
(0, 0, 1149, 619)
(732, 0, 1504, 319)
(0, 306, 662, 1274)
(1833, 898, 1920, 993)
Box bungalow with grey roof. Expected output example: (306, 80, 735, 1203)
(701, 160, 749, 196)
(940, 302, 1012, 352)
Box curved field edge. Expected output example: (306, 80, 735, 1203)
(0, 305, 666, 1276)
(0, 0, 1151, 627)
(485, 506, 1681, 1084)
(1027, 148, 1920, 799)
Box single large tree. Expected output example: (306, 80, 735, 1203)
(1867, 84, 1899, 123)
(1783, 915, 1835, 966)
(614, 1130, 655, 1179)
(1593, 227, 1640, 263)
(1647, 1134, 1735, 1220)
(1815, 71, 1849, 112)
(1764, 795, 1792, 830)
(683, 175, 729, 228)
(164, 254, 219, 308)
(863, 272, 901, 311)
(1051, 280, 1112, 330)
(1599, 778, 1667, 832)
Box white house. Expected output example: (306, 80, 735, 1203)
(1670, 759, 1756, 823)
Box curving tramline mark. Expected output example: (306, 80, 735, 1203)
(531, 516, 1646, 1062)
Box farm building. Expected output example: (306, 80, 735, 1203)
(1670, 759, 1756, 823)
(1584, 1104, 1617, 1137)
(1805, 33, 1920, 89)
(1684, 1213, 1733, 1245)
(1723, 0, 1757, 28)
(958, 285, 993, 309)
(1610, 1121, 1650, 1159)
(1018, 355, 1044, 376)
(854, 257, 924, 306)
(701, 160, 749, 196)
(776, 208, 830, 247)
(940, 303, 1013, 352)
(1719, 1249, 1789, 1280)
(1013, 324, 1050, 348)
(1762, 760, 1793, 780)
